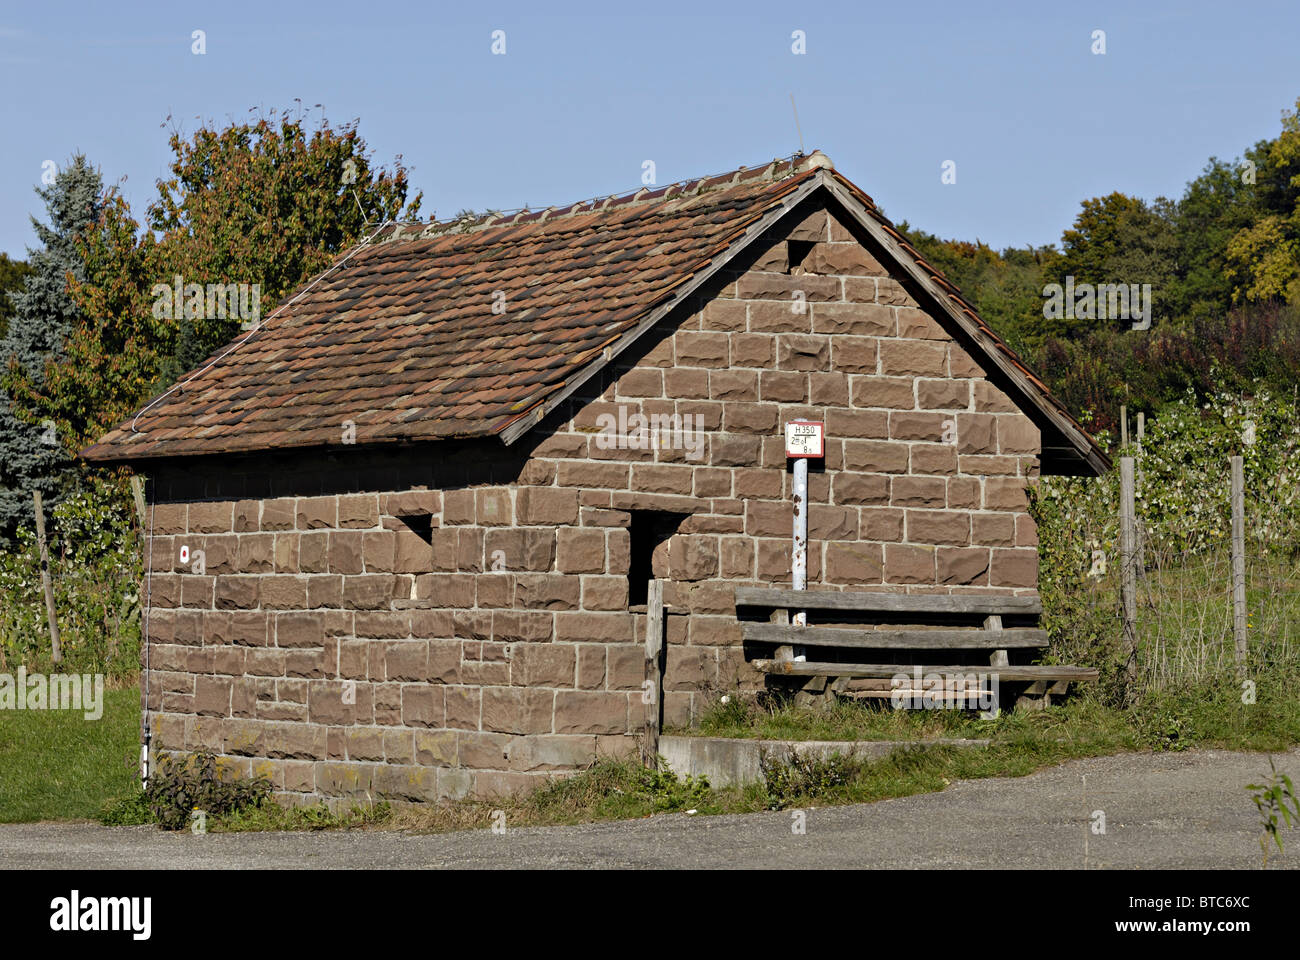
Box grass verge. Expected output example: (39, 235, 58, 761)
(678, 667, 1300, 753)
(0, 686, 140, 822)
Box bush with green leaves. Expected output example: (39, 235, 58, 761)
(1034, 385, 1300, 564)
(638, 762, 711, 812)
(0, 470, 141, 677)
(1135, 386, 1300, 555)
(1247, 758, 1300, 867)
(141, 751, 272, 831)
(760, 748, 862, 809)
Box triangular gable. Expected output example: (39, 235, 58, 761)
(499, 157, 1109, 476)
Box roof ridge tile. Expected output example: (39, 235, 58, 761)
(370, 152, 818, 245)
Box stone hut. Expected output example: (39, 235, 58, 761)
(82, 151, 1108, 803)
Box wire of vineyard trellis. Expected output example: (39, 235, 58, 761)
(1032, 388, 1300, 704)
(1134, 452, 1300, 693)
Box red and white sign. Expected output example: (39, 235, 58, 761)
(785, 420, 825, 458)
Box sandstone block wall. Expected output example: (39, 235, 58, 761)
(142, 197, 1042, 803)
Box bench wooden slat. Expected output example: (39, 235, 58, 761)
(752, 660, 1099, 681)
(735, 588, 1042, 617)
(855, 687, 997, 698)
(741, 623, 1048, 649)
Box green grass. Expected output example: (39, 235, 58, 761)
(682, 667, 1300, 752)
(213, 797, 393, 832)
(380, 701, 1140, 834)
(207, 706, 1138, 835)
(1131, 550, 1300, 689)
(0, 686, 140, 822)
(198, 762, 718, 834)
(371, 677, 1300, 835)
(682, 693, 996, 742)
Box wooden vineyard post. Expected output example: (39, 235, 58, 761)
(641, 579, 665, 768)
(982, 614, 1007, 719)
(33, 490, 62, 664)
(131, 475, 148, 529)
(1230, 456, 1247, 676)
(1135, 412, 1145, 570)
(1119, 458, 1137, 694)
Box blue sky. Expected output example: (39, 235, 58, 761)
(1, 0, 1296, 258)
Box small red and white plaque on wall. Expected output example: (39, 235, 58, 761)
(784, 420, 825, 458)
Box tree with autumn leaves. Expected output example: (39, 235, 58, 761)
(6, 109, 423, 456)
(900, 95, 1300, 430)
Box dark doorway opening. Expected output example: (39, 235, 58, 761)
(627, 510, 689, 607)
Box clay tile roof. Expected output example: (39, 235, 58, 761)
(81, 155, 825, 462)
(81, 150, 1107, 474)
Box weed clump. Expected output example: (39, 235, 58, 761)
(760, 748, 863, 809)
(100, 751, 271, 830)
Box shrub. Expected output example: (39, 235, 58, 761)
(142, 751, 272, 830)
(1038, 301, 1300, 434)
(760, 748, 862, 809)
(1247, 757, 1300, 866)
(637, 762, 711, 812)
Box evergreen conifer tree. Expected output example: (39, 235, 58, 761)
(0, 155, 103, 542)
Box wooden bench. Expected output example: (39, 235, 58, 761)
(734, 587, 1098, 714)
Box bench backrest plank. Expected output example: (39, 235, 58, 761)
(741, 623, 1047, 650)
(735, 587, 1042, 617)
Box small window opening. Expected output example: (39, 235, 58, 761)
(627, 510, 689, 607)
(786, 239, 816, 274)
(397, 513, 434, 544)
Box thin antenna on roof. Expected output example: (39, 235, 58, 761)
(790, 94, 805, 155)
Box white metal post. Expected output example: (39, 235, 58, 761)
(785, 419, 822, 662)
(792, 456, 808, 660)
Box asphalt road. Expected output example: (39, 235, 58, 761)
(2, 747, 1296, 869)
